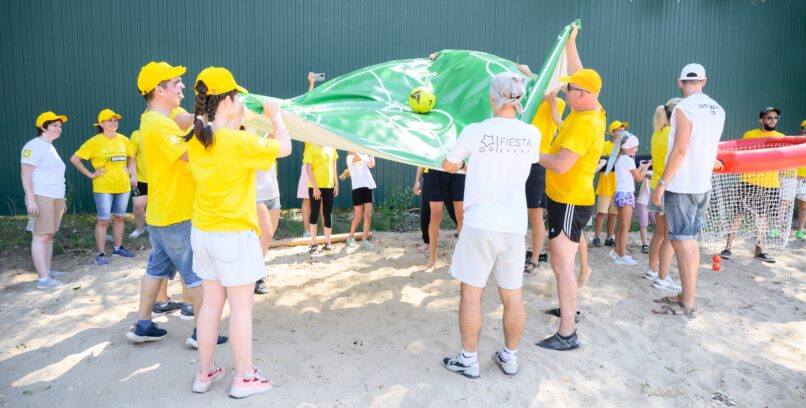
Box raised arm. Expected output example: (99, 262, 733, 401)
(262, 100, 291, 158)
(566, 22, 582, 75)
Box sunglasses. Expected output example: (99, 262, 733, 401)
(563, 84, 590, 94)
(764, 116, 780, 121)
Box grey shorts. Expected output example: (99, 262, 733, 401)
(259, 197, 281, 210)
(647, 189, 665, 214)
(664, 191, 711, 241)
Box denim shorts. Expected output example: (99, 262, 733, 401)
(664, 191, 711, 241)
(259, 197, 281, 210)
(94, 192, 130, 220)
(145, 220, 202, 288)
(647, 189, 665, 214)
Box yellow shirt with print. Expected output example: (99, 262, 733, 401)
(141, 110, 195, 226)
(533, 99, 567, 154)
(650, 126, 671, 189)
(546, 110, 606, 206)
(75, 133, 134, 194)
(304, 144, 339, 188)
(739, 129, 785, 188)
(188, 129, 280, 234)
(594, 140, 616, 196)
(129, 130, 148, 183)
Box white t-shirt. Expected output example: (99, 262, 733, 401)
(346, 153, 377, 190)
(615, 155, 637, 193)
(665, 92, 725, 194)
(637, 176, 651, 205)
(446, 117, 541, 234)
(255, 163, 280, 201)
(20, 137, 66, 199)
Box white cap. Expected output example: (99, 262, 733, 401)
(679, 63, 706, 80)
(621, 135, 639, 149)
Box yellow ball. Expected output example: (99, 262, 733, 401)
(408, 87, 436, 114)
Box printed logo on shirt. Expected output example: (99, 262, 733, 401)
(698, 103, 722, 116)
(22, 149, 31, 158)
(478, 134, 533, 154)
(107, 155, 127, 163)
(170, 136, 180, 144)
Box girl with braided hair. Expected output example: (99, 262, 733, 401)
(185, 67, 291, 398)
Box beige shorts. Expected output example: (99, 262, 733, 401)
(33, 195, 65, 235)
(191, 227, 265, 287)
(449, 225, 525, 290)
(596, 194, 618, 215)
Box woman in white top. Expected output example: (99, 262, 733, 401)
(636, 170, 655, 253)
(345, 152, 376, 250)
(20, 112, 69, 289)
(613, 135, 651, 266)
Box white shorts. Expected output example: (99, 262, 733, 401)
(190, 227, 265, 287)
(796, 180, 806, 202)
(449, 225, 525, 290)
(781, 178, 798, 201)
(297, 165, 310, 199)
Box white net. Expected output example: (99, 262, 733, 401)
(701, 141, 799, 249)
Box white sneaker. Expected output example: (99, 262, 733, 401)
(615, 255, 638, 266)
(129, 229, 146, 238)
(441, 354, 479, 379)
(302, 231, 311, 238)
(653, 275, 682, 292)
(49, 270, 68, 278)
(642, 268, 658, 280)
(37, 277, 64, 289)
(346, 237, 358, 247)
(492, 350, 518, 376)
(609, 250, 618, 260)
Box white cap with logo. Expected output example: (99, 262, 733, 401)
(679, 63, 706, 80)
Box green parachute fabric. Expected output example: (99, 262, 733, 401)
(242, 20, 578, 169)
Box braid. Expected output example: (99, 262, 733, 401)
(183, 81, 239, 149)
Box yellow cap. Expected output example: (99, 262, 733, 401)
(560, 68, 602, 94)
(35, 111, 68, 128)
(801, 119, 806, 128)
(608, 120, 629, 133)
(137, 61, 187, 95)
(195, 66, 248, 96)
(94, 108, 121, 126)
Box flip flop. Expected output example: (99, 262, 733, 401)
(651, 302, 696, 319)
(653, 295, 682, 305)
(523, 260, 539, 276)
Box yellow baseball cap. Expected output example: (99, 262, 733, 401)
(609, 120, 629, 133)
(195, 66, 248, 95)
(137, 61, 187, 95)
(94, 108, 121, 126)
(35, 111, 68, 128)
(560, 68, 602, 94)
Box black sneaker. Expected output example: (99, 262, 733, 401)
(604, 237, 615, 247)
(720, 249, 732, 260)
(308, 244, 318, 255)
(322, 243, 333, 253)
(179, 303, 194, 320)
(538, 253, 548, 263)
(254, 278, 268, 295)
(185, 328, 229, 349)
(126, 321, 167, 343)
(152, 298, 183, 316)
(755, 253, 776, 263)
(543, 308, 580, 323)
(536, 331, 579, 351)
(524, 250, 533, 263)
(641, 244, 650, 254)
(592, 237, 602, 247)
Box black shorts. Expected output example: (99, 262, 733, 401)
(352, 187, 374, 206)
(546, 197, 594, 243)
(424, 170, 465, 202)
(525, 163, 547, 209)
(133, 181, 148, 197)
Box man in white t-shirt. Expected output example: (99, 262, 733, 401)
(651, 63, 725, 318)
(439, 72, 540, 379)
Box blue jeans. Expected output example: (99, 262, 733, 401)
(94, 192, 130, 220)
(664, 191, 711, 241)
(145, 220, 202, 288)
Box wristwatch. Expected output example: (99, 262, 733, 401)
(658, 179, 667, 186)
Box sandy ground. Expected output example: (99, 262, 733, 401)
(0, 230, 804, 407)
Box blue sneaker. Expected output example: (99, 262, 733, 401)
(152, 298, 183, 317)
(179, 303, 194, 320)
(95, 253, 109, 265)
(112, 246, 135, 258)
(186, 328, 228, 349)
(126, 321, 167, 343)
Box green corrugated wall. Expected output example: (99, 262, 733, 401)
(1, 0, 804, 214)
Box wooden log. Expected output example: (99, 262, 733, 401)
(270, 231, 372, 248)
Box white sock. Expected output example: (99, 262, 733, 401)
(501, 347, 517, 361)
(459, 349, 477, 365)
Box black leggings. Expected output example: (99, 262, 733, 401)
(309, 188, 334, 228)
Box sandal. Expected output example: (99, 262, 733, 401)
(755, 253, 776, 263)
(308, 244, 318, 255)
(542, 308, 581, 323)
(653, 295, 682, 305)
(652, 302, 696, 319)
(523, 260, 538, 276)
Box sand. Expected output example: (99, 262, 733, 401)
(0, 230, 804, 407)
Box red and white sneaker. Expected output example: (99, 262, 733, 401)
(192, 363, 226, 393)
(229, 367, 274, 399)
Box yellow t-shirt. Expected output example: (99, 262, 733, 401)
(533, 99, 567, 154)
(798, 167, 806, 179)
(650, 126, 671, 189)
(594, 140, 617, 196)
(171, 106, 192, 133)
(739, 129, 785, 188)
(546, 110, 606, 206)
(188, 129, 280, 233)
(141, 110, 195, 226)
(303, 144, 339, 188)
(75, 133, 134, 194)
(129, 130, 147, 183)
